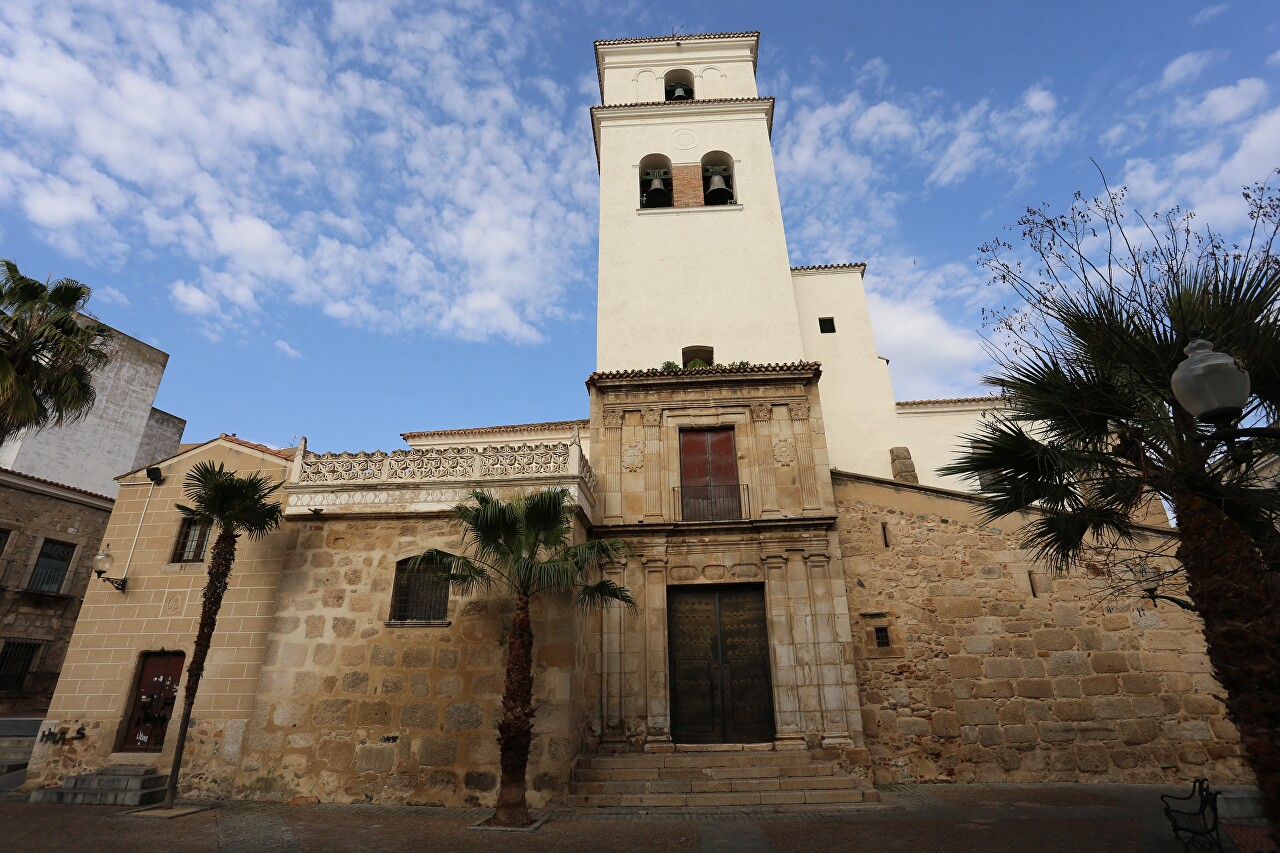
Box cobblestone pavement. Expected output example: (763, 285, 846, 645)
(0, 784, 1273, 853)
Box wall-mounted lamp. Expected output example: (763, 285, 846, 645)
(93, 544, 127, 592)
(145, 467, 164, 485)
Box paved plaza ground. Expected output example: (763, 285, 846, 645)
(0, 784, 1274, 853)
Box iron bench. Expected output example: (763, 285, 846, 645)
(1161, 778, 1221, 851)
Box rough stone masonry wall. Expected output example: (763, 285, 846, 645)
(834, 475, 1251, 786)
(233, 517, 583, 807)
(0, 482, 110, 715)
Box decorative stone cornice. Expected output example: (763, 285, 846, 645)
(587, 361, 820, 388)
(590, 98, 774, 167)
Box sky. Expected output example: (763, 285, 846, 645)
(0, 0, 1277, 454)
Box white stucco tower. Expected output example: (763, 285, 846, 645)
(592, 32, 902, 478)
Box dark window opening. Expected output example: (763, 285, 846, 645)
(678, 428, 743, 521)
(0, 639, 45, 692)
(874, 626, 891, 648)
(818, 317, 836, 334)
(0, 529, 11, 554)
(881, 521, 891, 548)
(389, 558, 449, 623)
(171, 518, 212, 563)
(682, 345, 714, 368)
(664, 69, 694, 101)
(25, 539, 75, 593)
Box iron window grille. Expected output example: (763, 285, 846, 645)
(23, 539, 76, 594)
(387, 559, 449, 624)
(171, 518, 212, 563)
(0, 638, 48, 693)
(874, 626, 891, 648)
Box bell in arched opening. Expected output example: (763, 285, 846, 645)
(668, 82, 691, 101)
(704, 166, 733, 205)
(641, 169, 672, 208)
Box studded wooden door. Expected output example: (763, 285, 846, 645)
(119, 651, 184, 752)
(667, 584, 775, 744)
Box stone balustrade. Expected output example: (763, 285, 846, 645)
(283, 437, 598, 519)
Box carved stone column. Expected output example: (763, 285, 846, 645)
(785, 548, 823, 738)
(750, 402, 780, 517)
(789, 401, 821, 510)
(805, 553, 852, 746)
(764, 554, 805, 748)
(642, 406, 664, 521)
(603, 409, 624, 523)
(643, 558, 673, 752)
(600, 560, 627, 751)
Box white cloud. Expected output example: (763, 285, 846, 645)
(1191, 4, 1230, 25)
(275, 339, 302, 358)
(1268, 49, 1280, 67)
(865, 291, 986, 401)
(96, 285, 129, 306)
(1187, 77, 1267, 124)
(0, 0, 599, 344)
(1160, 51, 1216, 90)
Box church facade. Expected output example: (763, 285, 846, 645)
(24, 32, 1250, 808)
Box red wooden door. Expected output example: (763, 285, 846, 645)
(120, 652, 184, 752)
(679, 429, 740, 520)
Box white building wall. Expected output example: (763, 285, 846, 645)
(0, 329, 184, 497)
(595, 106, 805, 370)
(892, 401, 997, 490)
(791, 267, 899, 478)
(597, 37, 759, 104)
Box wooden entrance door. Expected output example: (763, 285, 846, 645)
(668, 584, 775, 744)
(119, 652, 184, 752)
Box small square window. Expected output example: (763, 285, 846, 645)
(874, 626, 891, 648)
(818, 317, 836, 334)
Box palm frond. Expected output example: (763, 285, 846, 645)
(575, 578, 637, 613)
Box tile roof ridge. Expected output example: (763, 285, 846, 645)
(594, 31, 760, 47)
(0, 466, 114, 502)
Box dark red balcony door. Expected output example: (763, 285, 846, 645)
(679, 428, 741, 520)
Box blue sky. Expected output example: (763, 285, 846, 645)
(0, 1, 1277, 454)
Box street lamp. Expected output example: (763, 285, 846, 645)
(1134, 563, 1195, 612)
(93, 544, 127, 592)
(1171, 335, 1280, 443)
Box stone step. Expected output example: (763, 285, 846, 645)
(570, 775, 865, 796)
(0, 748, 34, 760)
(29, 786, 167, 807)
(559, 788, 869, 808)
(98, 766, 160, 776)
(0, 736, 36, 750)
(574, 762, 838, 783)
(580, 751, 818, 770)
(66, 773, 167, 791)
(0, 719, 42, 738)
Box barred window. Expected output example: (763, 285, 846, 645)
(26, 539, 75, 593)
(874, 626, 891, 648)
(0, 638, 46, 692)
(388, 558, 449, 624)
(171, 518, 212, 563)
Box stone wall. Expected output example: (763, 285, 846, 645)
(0, 476, 112, 715)
(834, 472, 1250, 786)
(234, 515, 585, 807)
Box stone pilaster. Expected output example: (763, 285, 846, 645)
(643, 558, 672, 751)
(642, 407, 664, 520)
(789, 401, 821, 510)
(602, 409, 623, 523)
(764, 553, 805, 747)
(600, 560, 627, 751)
(750, 403, 780, 517)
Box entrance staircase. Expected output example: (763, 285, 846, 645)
(29, 766, 168, 806)
(562, 746, 877, 810)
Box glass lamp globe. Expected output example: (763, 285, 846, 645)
(1171, 338, 1251, 427)
(93, 544, 114, 577)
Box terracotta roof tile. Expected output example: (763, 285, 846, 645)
(791, 263, 867, 273)
(402, 419, 588, 440)
(216, 434, 296, 460)
(593, 31, 759, 47)
(896, 396, 1001, 407)
(591, 98, 774, 165)
(0, 467, 114, 503)
(587, 362, 821, 384)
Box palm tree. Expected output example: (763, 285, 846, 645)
(412, 487, 634, 827)
(162, 462, 284, 809)
(944, 179, 1280, 841)
(0, 259, 112, 446)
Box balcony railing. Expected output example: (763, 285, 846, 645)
(20, 561, 71, 596)
(674, 484, 749, 522)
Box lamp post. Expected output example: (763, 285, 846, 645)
(93, 544, 126, 592)
(1171, 335, 1280, 444)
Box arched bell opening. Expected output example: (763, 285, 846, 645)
(639, 153, 673, 209)
(682, 345, 714, 368)
(701, 151, 735, 206)
(664, 69, 695, 102)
